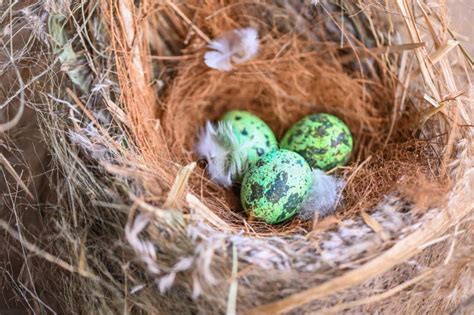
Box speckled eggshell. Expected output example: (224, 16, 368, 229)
(240, 149, 312, 224)
(280, 113, 353, 170)
(221, 110, 278, 168)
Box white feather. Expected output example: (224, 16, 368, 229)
(196, 121, 253, 187)
(299, 169, 345, 219)
(204, 27, 259, 71)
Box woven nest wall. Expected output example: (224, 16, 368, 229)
(1, 0, 473, 314)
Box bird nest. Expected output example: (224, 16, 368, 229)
(1, 0, 472, 314)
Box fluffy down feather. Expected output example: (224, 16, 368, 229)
(204, 27, 259, 71)
(299, 169, 345, 219)
(196, 121, 255, 187)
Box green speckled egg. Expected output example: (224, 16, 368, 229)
(220, 110, 278, 174)
(280, 113, 353, 170)
(241, 149, 312, 224)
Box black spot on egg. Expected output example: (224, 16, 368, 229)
(287, 128, 303, 145)
(249, 181, 264, 203)
(310, 114, 331, 127)
(265, 172, 289, 203)
(235, 115, 242, 120)
(283, 192, 305, 211)
(316, 126, 327, 137)
(299, 148, 314, 162)
(256, 148, 265, 156)
(313, 148, 327, 155)
(321, 119, 332, 129)
(242, 128, 249, 136)
(341, 132, 351, 146)
(331, 132, 350, 148)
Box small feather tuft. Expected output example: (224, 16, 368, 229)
(196, 121, 254, 187)
(299, 169, 345, 219)
(204, 27, 259, 71)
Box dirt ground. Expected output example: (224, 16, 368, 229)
(0, 1, 472, 313)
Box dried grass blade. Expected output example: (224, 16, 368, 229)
(418, 101, 447, 127)
(0, 153, 33, 198)
(423, 94, 440, 108)
(104, 98, 128, 126)
(429, 40, 459, 65)
(164, 162, 196, 209)
(361, 211, 389, 241)
(0, 102, 23, 132)
(396, 0, 440, 100)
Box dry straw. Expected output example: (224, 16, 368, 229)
(1, 0, 472, 314)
